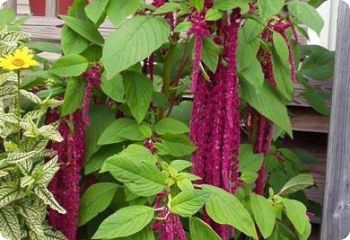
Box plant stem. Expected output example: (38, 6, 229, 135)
(16, 70, 21, 139)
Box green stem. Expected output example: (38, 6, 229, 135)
(16, 70, 21, 139)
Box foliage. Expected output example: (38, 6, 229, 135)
(0, 12, 66, 240)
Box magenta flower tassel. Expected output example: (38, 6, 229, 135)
(188, 12, 210, 93)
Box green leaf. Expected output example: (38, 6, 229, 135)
(85, 0, 110, 24)
(154, 3, 181, 14)
(238, 144, 263, 184)
(155, 118, 189, 135)
(239, 58, 264, 93)
(61, 78, 86, 116)
(278, 174, 314, 196)
(101, 146, 165, 196)
(156, 134, 196, 157)
(243, 19, 264, 43)
(98, 118, 146, 145)
(0, 8, 16, 26)
(273, 31, 290, 67)
(282, 198, 310, 237)
(101, 73, 124, 103)
(204, 185, 258, 239)
(213, 0, 249, 14)
(49, 55, 88, 77)
(86, 106, 116, 160)
(202, 37, 222, 72)
(237, 30, 260, 72)
(205, 9, 223, 21)
(174, 21, 192, 33)
(30, 42, 61, 54)
(288, 1, 324, 35)
(249, 193, 276, 238)
(102, 16, 170, 78)
(302, 84, 330, 115)
(170, 160, 192, 172)
(92, 206, 154, 239)
(0, 206, 20, 240)
(257, 0, 284, 21)
(190, 0, 204, 11)
(269, 222, 298, 240)
(79, 182, 119, 226)
(61, 16, 104, 45)
(114, 226, 155, 240)
(61, 26, 90, 55)
(240, 81, 292, 136)
(107, 0, 142, 27)
(272, 48, 293, 101)
(123, 71, 153, 123)
(190, 217, 220, 240)
(170, 190, 210, 217)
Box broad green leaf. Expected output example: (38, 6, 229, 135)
(240, 81, 292, 136)
(61, 16, 104, 45)
(213, 0, 249, 13)
(61, 26, 90, 55)
(170, 160, 192, 172)
(190, 0, 204, 11)
(174, 21, 192, 33)
(79, 182, 119, 226)
(269, 222, 298, 240)
(154, 3, 181, 14)
(123, 71, 153, 123)
(61, 78, 86, 116)
(202, 37, 222, 72)
(303, 86, 330, 115)
(239, 144, 263, 184)
(257, 0, 284, 21)
(49, 55, 88, 77)
(243, 19, 264, 43)
(0, 8, 16, 26)
(0, 206, 20, 240)
(101, 146, 165, 196)
(249, 193, 276, 238)
(239, 58, 264, 93)
(170, 190, 210, 217)
(92, 206, 154, 239)
(282, 198, 310, 237)
(102, 16, 170, 78)
(34, 187, 66, 214)
(205, 9, 223, 21)
(85, 0, 110, 24)
(86, 106, 116, 160)
(288, 1, 324, 35)
(107, 0, 142, 27)
(204, 185, 258, 239)
(114, 226, 155, 240)
(30, 42, 61, 54)
(155, 117, 189, 135)
(101, 72, 124, 102)
(170, 100, 193, 124)
(156, 134, 196, 157)
(272, 48, 293, 101)
(278, 174, 314, 196)
(98, 118, 146, 145)
(190, 217, 220, 240)
(237, 30, 260, 72)
(273, 31, 290, 67)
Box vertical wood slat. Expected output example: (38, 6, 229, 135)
(321, 1, 350, 240)
(4, 0, 17, 12)
(45, 0, 57, 17)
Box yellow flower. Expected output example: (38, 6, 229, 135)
(0, 47, 39, 71)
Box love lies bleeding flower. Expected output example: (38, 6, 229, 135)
(0, 47, 38, 71)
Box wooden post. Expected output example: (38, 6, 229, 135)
(3, 0, 17, 12)
(45, 0, 57, 17)
(321, 1, 350, 239)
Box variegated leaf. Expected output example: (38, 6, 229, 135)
(0, 182, 26, 208)
(0, 206, 21, 240)
(0, 86, 16, 100)
(23, 110, 44, 120)
(20, 175, 35, 188)
(39, 125, 63, 142)
(17, 159, 33, 174)
(39, 156, 59, 185)
(0, 31, 29, 43)
(34, 187, 66, 214)
(43, 227, 68, 240)
(20, 89, 42, 104)
(29, 230, 47, 240)
(5, 151, 37, 164)
(41, 98, 63, 108)
(0, 113, 18, 124)
(0, 72, 16, 86)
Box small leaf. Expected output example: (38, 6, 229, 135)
(92, 206, 154, 239)
(170, 160, 192, 172)
(202, 37, 223, 72)
(243, 19, 264, 43)
(34, 187, 66, 214)
(61, 16, 104, 45)
(174, 21, 192, 33)
(190, 217, 220, 240)
(61, 78, 86, 116)
(101, 73, 124, 102)
(249, 193, 276, 238)
(204, 185, 258, 239)
(107, 0, 142, 27)
(0, 183, 25, 208)
(155, 118, 189, 135)
(205, 9, 223, 21)
(79, 182, 119, 226)
(123, 71, 153, 123)
(156, 134, 196, 157)
(190, 0, 204, 11)
(0, 206, 20, 240)
(154, 3, 181, 14)
(170, 190, 210, 217)
(278, 174, 314, 196)
(257, 0, 284, 21)
(85, 0, 110, 24)
(61, 26, 90, 55)
(288, 1, 324, 35)
(213, 0, 249, 14)
(49, 55, 88, 77)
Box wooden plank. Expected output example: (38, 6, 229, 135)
(290, 107, 330, 133)
(45, 0, 57, 17)
(4, 0, 17, 12)
(321, 2, 350, 239)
